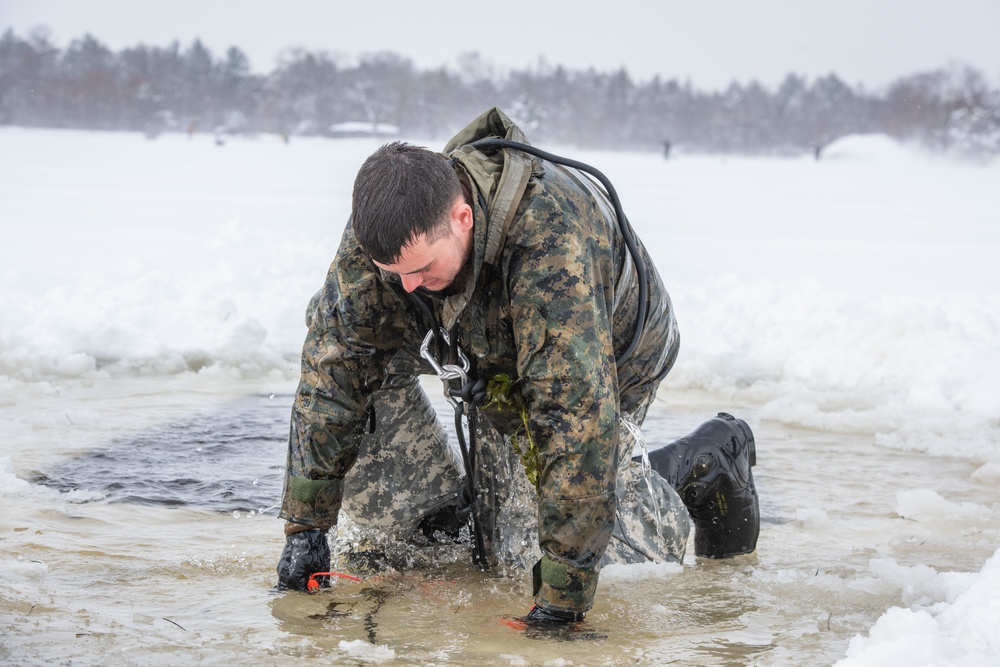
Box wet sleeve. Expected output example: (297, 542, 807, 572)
(279, 249, 399, 530)
(507, 197, 621, 614)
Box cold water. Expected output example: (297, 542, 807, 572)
(2, 375, 996, 666)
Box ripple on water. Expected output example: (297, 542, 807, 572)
(29, 393, 291, 514)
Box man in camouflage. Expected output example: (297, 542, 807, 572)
(276, 108, 759, 627)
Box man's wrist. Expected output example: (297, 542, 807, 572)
(284, 521, 325, 536)
(531, 556, 598, 614)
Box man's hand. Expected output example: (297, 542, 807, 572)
(503, 605, 606, 640)
(276, 529, 331, 591)
(503, 605, 585, 631)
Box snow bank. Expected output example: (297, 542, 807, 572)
(835, 548, 1000, 667)
(1, 128, 998, 468)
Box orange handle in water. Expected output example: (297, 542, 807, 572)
(307, 571, 362, 592)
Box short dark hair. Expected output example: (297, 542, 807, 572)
(351, 141, 462, 264)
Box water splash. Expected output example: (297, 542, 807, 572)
(329, 513, 471, 577)
(620, 414, 665, 541)
(491, 438, 543, 575)
(606, 414, 691, 566)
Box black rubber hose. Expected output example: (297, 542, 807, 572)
(454, 402, 490, 570)
(469, 137, 648, 367)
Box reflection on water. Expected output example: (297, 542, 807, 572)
(2, 382, 998, 666)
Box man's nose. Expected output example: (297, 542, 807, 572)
(400, 273, 422, 292)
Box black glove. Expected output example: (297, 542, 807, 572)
(503, 605, 603, 641)
(276, 529, 330, 591)
(523, 605, 586, 627)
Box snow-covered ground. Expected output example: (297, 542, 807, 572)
(1, 126, 997, 665)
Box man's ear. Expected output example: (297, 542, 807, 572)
(452, 199, 474, 232)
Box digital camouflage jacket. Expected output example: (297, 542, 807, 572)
(280, 108, 680, 613)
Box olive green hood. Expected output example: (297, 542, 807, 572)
(444, 107, 536, 269)
(436, 108, 538, 328)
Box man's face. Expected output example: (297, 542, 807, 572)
(372, 197, 474, 293)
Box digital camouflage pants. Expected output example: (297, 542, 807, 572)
(338, 360, 691, 570)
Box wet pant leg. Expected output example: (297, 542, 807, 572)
(340, 370, 466, 538)
(604, 388, 692, 566)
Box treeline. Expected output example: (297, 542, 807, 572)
(2, 27, 998, 157)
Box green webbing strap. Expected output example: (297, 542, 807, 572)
(483, 146, 532, 267)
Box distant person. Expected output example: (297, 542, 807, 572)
(813, 142, 825, 161)
(274, 107, 760, 631)
(663, 138, 672, 159)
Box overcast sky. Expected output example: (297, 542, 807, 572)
(3, 0, 998, 91)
